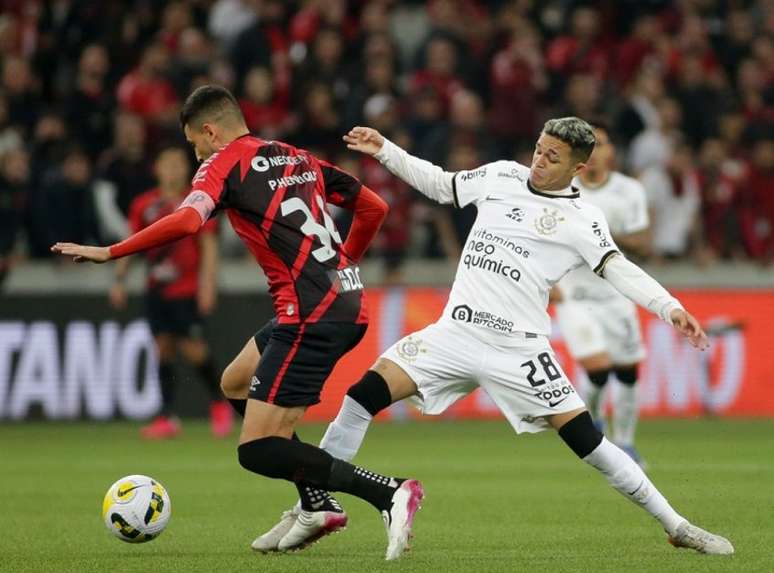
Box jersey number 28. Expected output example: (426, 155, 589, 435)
(521, 352, 562, 387)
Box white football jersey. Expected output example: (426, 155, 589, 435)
(557, 172, 649, 302)
(441, 160, 620, 345)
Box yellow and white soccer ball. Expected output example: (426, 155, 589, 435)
(102, 475, 171, 543)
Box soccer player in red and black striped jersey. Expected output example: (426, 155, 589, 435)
(52, 85, 424, 560)
(110, 146, 232, 440)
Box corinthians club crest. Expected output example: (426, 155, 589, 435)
(396, 336, 426, 363)
(534, 208, 564, 235)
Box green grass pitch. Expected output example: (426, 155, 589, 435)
(1, 419, 772, 573)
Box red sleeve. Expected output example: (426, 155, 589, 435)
(342, 186, 389, 262)
(108, 208, 202, 259)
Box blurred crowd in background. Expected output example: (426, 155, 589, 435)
(0, 0, 772, 286)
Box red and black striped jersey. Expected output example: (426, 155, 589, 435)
(188, 135, 368, 325)
(128, 187, 217, 299)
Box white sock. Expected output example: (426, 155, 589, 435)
(613, 382, 638, 447)
(319, 395, 373, 462)
(585, 382, 605, 422)
(583, 438, 685, 534)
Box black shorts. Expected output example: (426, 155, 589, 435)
(251, 319, 368, 407)
(146, 293, 204, 338)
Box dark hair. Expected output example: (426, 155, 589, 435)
(542, 117, 596, 163)
(179, 84, 244, 129)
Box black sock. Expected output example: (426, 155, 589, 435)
(237, 436, 400, 511)
(328, 459, 402, 512)
(227, 399, 246, 417)
(291, 433, 341, 512)
(158, 361, 176, 416)
(195, 356, 222, 399)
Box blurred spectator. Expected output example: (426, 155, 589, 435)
(0, 93, 23, 157)
(293, 26, 352, 108)
(614, 14, 659, 87)
(292, 83, 341, 157)
(345, 56, 400, 128)
(717, 110, 749, 159)
(558, 73, 604, 121)
(739, 140, 774, 263)
(158, 1, 193, 54)
(0, 13, 21, 57)
(546, 6, 611, 94)
(169, 27, 213, 97)
(640, 143, 701, 260)
(408, 35, 464, 115)
(695, 139, 746, 261)
(28, 146, 97, 258)
(204, 56, 237, 94)
(357, 94, 414, 284)
(0, 147, 29, 285)
(488, 23, 547, 149)
(421, 89, 497, 165)
(289, 0, 355, 46)
(64, 44, 114, 159)
(718, 9, 755, 79)
(228, 2, 273, 85)
(629, 97, 683, 175)
(737, 57, 774, 126)
(675, 54, 725, 147)
(2, 55, 40, 135)
(208, 0, 258, 51)
(239, 66, 294, 140)
(94, 113, 154, 243)
(406, 87, 446, 161)
(116, 42, 179, 128)
(615, 66, 665, 147)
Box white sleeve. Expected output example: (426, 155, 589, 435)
(373, 138, 456, 204)
(622, 180, 649, 234)
(572, 210, 621, 275)
(602, 254, 684, 324)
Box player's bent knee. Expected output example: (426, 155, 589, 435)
(220, 363, 248, 398)
(558, 411, 603, 459)
(614, 365, 638, 386)
(346, 370, 393, 416)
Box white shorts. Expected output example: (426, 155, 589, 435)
(554, 297, 645, 365)
(381, 320, 585, 434)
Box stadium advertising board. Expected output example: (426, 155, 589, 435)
(0, 289, 771, 420)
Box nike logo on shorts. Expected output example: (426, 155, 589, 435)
(548, 396, 569, 408)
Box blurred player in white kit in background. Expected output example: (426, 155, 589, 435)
(552, 123, 650, 466)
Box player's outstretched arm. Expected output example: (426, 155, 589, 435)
(50, 242, 111, 263)
(668, 308, 709, 349)
(343, 126, 456, 204)
(343, 126, 385, 156)
(601, 254, 709, 350)
(51, 206, 204, 264)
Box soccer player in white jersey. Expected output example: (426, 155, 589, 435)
(551, 124, 650, 466)
(253, 118, 733, 556)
